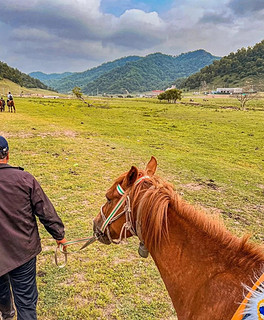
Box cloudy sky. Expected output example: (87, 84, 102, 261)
(0, 0, 263, 74)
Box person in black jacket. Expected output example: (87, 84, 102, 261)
(0, 136, 67, 320)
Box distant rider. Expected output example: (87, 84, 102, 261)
(7, 92, 13, 103)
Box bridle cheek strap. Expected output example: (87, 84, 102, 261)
(99, 176, 150, 244)
(117, 184, 125, 196)
(100, 194, 126, 234)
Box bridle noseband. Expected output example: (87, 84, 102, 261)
(99, 186, 136, 244)
(97, 176, 149, 249)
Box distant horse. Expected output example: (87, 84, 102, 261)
(7, 100, 15, 113)
(0, 100, 4, 112)
(93, 156, 264, 320)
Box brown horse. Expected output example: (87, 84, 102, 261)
(0, 100, 4, 112)
(93, 157, 264, 320)
(7, 100, 15, 113)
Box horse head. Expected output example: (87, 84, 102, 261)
(93, 156, 157, 246)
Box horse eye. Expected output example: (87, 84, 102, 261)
(106, 196, 111, 203)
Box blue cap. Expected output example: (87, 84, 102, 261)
(0, 136, 9, 152)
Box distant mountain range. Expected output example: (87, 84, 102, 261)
(29, 71, 73, 85)
(3, 40, 264, 95)
(29, 50, 221, 94)
(29, 56, 141, 93)
(180, 39, 264, 91)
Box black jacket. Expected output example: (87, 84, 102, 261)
(0, 164, 65, 276)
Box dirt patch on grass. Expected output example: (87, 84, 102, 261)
(95, 104, 110, 109)
(222, 211, 251, 226)
(246, 204, 264, 215)
(1, 132, 34, 138)
(1, 130, 77, 139)
(63, 130, 77, 137)
(60, 273, 87, 286)
(181, 183, 204, 191)
(180, 179, 220, 191)
(111, 256, 138, 266)
(39, 130, 77, 138)
(102, 303, 118, 320)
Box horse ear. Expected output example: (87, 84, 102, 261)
(146, 156, 157, 176)
(125, 166, 138, 187)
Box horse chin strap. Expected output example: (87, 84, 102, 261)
(99, 176, 150, 258)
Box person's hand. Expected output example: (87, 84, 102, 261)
(56, 238, 67, 251)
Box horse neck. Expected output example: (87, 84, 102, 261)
(137, 192, 264, 320)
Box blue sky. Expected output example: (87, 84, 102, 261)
(0, 0, 263, 73)
(101, 0, 174, 16)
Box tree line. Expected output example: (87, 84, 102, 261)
(0, 61, 49, 89)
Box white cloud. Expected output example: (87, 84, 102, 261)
(0, 0, 263, 73)
(120, 9, 164, 26)
(108, 9, 167, 48)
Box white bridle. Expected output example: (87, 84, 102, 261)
(98, 176, 150, 245)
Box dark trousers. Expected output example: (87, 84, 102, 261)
(0, 258, 38, 320)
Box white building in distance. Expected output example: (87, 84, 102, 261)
(216, 88, 243, 94)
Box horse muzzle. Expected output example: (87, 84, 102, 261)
(93, 220, 111, 245)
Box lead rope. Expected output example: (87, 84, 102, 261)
(55, 235, 97, 268)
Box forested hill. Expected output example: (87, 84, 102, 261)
(29, 71, 73, 88)
(29, 71, 73, 81)
(181, 40, 264, 90)
(82, 50, 220, 94)
(30, 56, 141, 93)
(0, 61, 49, 89)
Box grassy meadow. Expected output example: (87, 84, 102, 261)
(1, 94, 264, 320)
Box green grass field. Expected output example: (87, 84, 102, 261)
(1, 95, 264, 319)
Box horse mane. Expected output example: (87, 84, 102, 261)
(131, 174, 264, 268)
